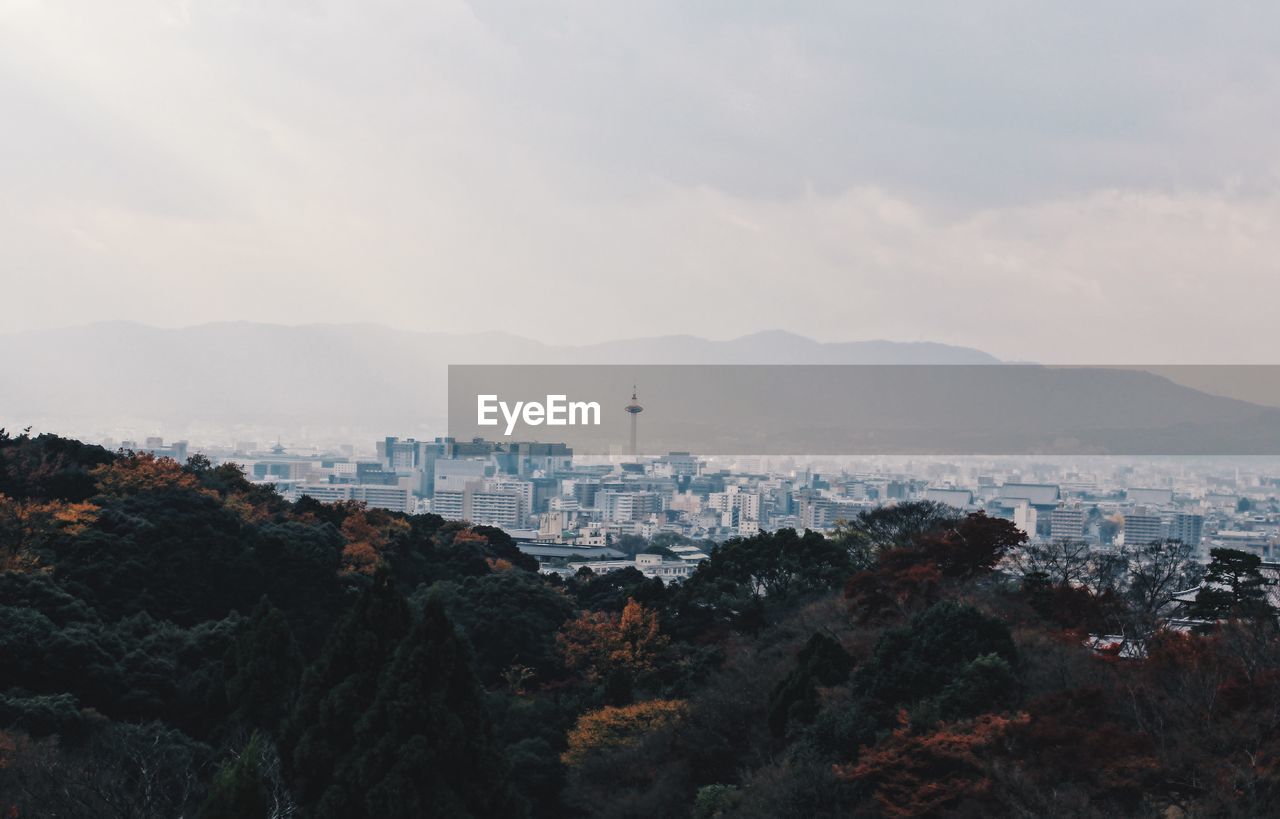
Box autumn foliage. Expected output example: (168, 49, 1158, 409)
(337, 505, 410, 575)
(5, 431, 1280, 818)
(89, 452, 207, 497)
(0, 494, 98, 571)
(557, 598, 670, 683)
(562, 699, 687, 766)
(836, 712, 1027, 817)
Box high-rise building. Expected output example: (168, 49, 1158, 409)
(1166, 513, 1204, 547)
(1050, 504, 1086, 541)
(379, 437, 421, 470)
(432, 490, 466, 520)
(1123, 509, 1164, 546)
(1012, 499, 1037, 540)
(597, 490, 661, 522)
(467, 490, 526, 529)
(656, 452, 700, 477)
(295, 482, 415, 513)
(433, 459, 490, 494)
(431, 485, 526, 528)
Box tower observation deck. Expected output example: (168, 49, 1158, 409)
(624, 387, 643, 458)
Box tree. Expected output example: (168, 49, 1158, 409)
(558, 598, 669, 687)
(223, 598, 304, 732)
(329, 600, 524, 818)
(843, 513, 1021, 625)
(562, 699, 687, 766)
(1126, 539, 1203, 627)
(90, 452, 207, 498)
(279, 569, 412, 811)
(1007, 539, 1094, 588)
(615, 533, 649, 557)
(0, 721, 210, 819)
(767, 632, 853, 736)
(831, 501, 960, 555)
(835, 713, 1028, 818)
(0, 493, 99, 571)
(854, 602, 1018, 721)
(197, 734, 271, 819)
(916, 511, 1025, 579)
(338, 506, 410, 576)
(0, 431, 115, 503)
(844, 551, 944, 624)
(686, 528, 852, 601)
(1190, 548, 1277, 623)
(569, 566, 660, 613)
(425, 570, 574, 686)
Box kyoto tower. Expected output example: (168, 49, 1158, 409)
(624, 386, 643, 457)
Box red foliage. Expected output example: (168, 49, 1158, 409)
(835, 712, 1027, 817)
(918, 512, 1026, 579)
(1008, 689, 1159, 806)
(844, 548, 941, 624)
(843, 512, 1022, 624)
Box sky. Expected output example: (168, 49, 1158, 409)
(2, 1, 1279, 362)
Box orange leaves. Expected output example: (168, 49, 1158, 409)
(834, 712, 1028, 818)
(338, 506, 410, 576)
(0, 493, 100, 572)
(90, 453, 204, 497)
(557, 599, 669, 683)
(222, 491, 272, 525)
(47, 501, 98, 536)
(562, 699, 687, 766)
(341, 541, 383, 576)
(486, 557, 516, 573)
(451, 529, 490, 548)
(339, 507, 408, 546)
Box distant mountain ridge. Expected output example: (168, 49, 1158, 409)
(0, 322, 998, 438)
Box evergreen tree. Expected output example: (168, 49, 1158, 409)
(197, 733, 270, 819)
(1190, 547, 1277, 622)
(224, 597, 304, 732)
(330, 599, 525, 818)
(768, 631, 853, 736)
(279, 568, 412, 811)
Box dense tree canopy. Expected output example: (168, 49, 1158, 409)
(2, 432, 1279, 818)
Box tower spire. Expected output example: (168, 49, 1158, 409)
(624, 386, 644, 458)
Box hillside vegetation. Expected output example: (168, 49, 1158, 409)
(1, 430, 1278, 818)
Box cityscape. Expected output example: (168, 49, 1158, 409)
(114, 423, 1280, 579)
(7, 1, 1280, 815)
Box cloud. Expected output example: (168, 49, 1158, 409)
(1, 0, 1278, 363)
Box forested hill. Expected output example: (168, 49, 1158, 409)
(2, 430, 1280, 818)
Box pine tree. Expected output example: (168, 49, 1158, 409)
(196, 734, 270, 819)
(330, 599, 525, 818)
(1190, 548, 1277, 622)
(278, 568, 412, 812)
(224, 597, 304, 732)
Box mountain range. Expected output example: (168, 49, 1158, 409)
(0, 322, 996, 440)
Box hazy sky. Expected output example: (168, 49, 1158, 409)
(2, 1, 1279, 362)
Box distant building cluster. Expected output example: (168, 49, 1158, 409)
(921, 473, 1277, 560)
(117, 430, 1280, 578)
